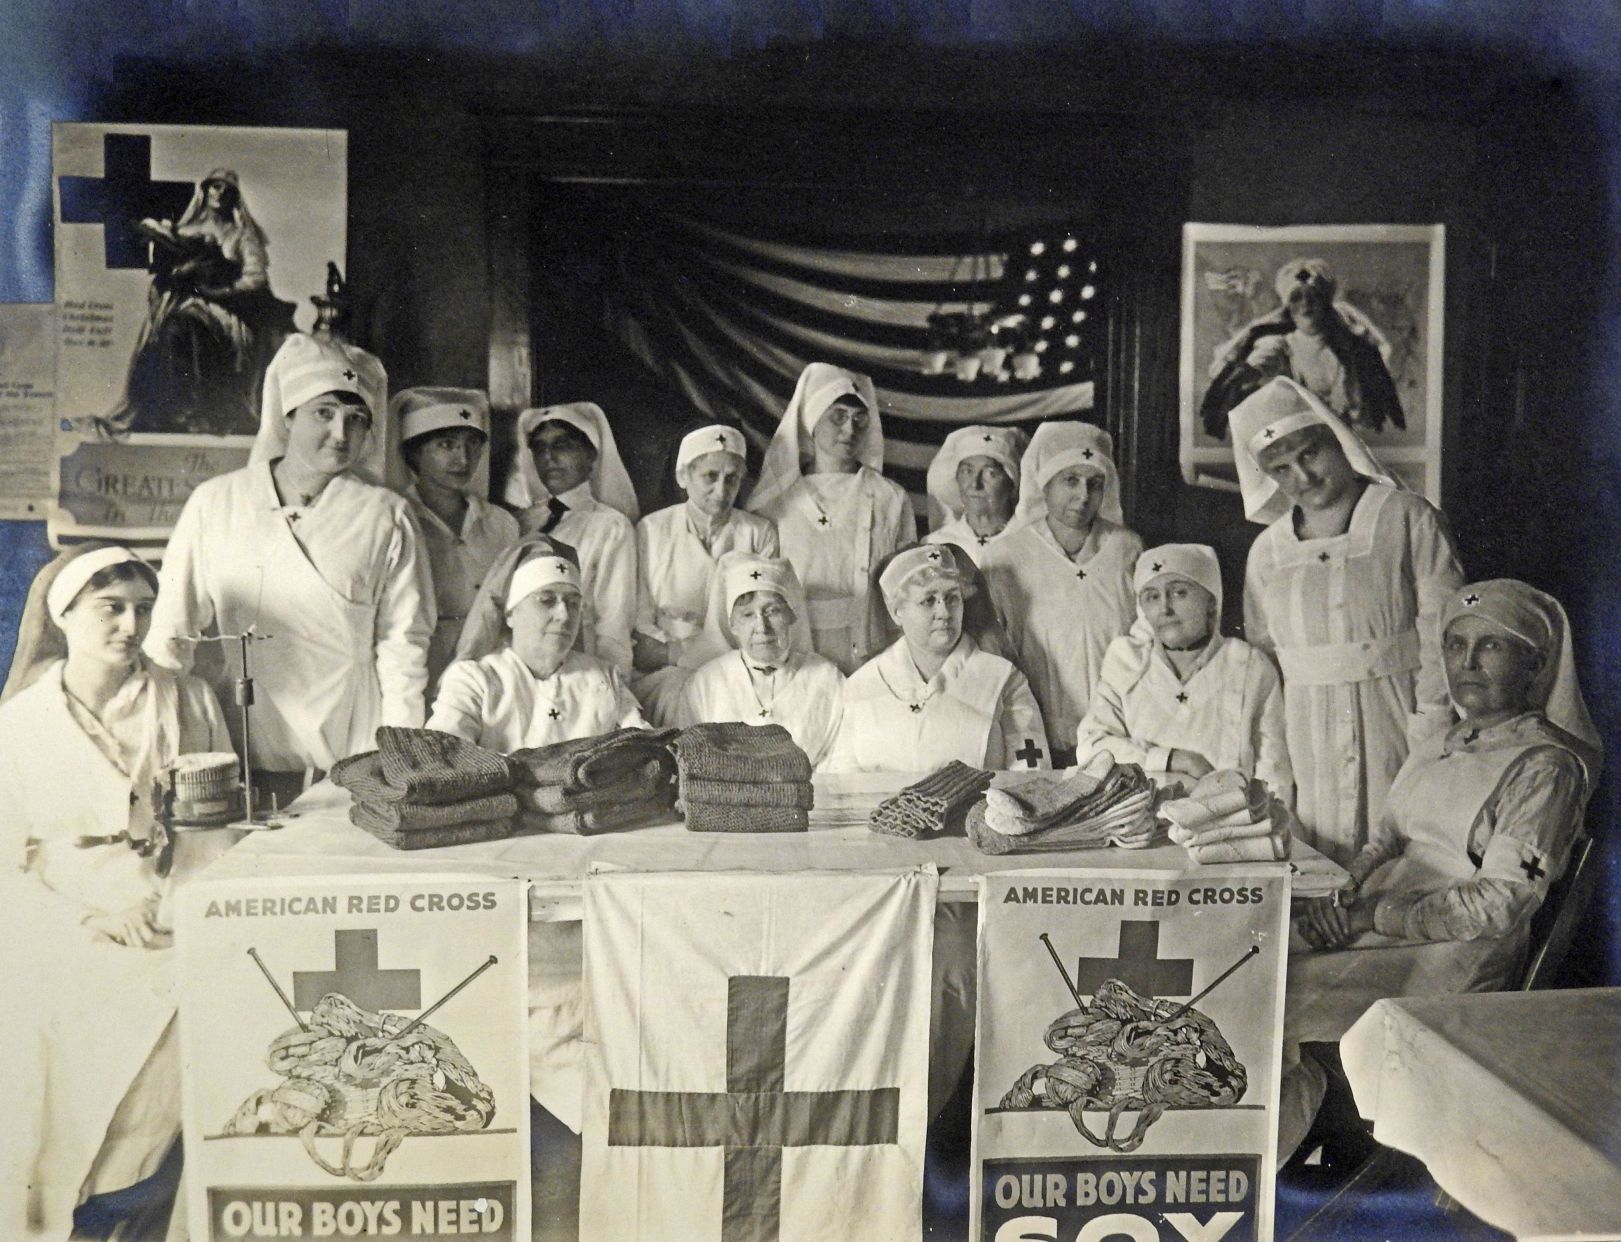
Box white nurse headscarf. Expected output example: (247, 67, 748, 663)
(746, 363, 883, 514)
(250, 333, 400, 488)
(689, 551, 815, 668)
(1441, 579, 1603, 780)
(1014, 420, 1123, 526)
(924, 425, 1026, 529)
(504, 402, 641, 521)
(1229, 377, 1398, 526)
(393, 386, 492, 497)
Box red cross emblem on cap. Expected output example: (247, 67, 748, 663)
(715, 432, 729, 447)
(555, 559, 570, 573)
(1150, 561, 1162, 572)
(982, 434, 993, 442)
(749, 570, 763, 580)
(1263, 427, 1277, 440)
(1082, 448, 1095, 459)
(925, 549, 943, 562)
(1463, 593, 1480, 606)
(342, 368, 356, 381)
(458, 408, 472, 420)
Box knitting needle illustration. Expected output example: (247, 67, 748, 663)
(399, 956, 499, 1036)
(247, 947, 309, 1032)
(1163, 945, 1261, 1022)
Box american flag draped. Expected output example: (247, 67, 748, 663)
(607, 216, 1105, 500)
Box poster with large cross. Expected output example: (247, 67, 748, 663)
(972, 867, 1290, 1242)
(50, 123, 345, 545)
(175, 875, 529, 1242)
(580, 865, 938, 1241)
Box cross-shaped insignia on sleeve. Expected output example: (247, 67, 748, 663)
(1175, 692, 1189, 705)
(749, 570, 763, 580)
(547, 708, 562, 720)
(1463, 592, 1480, 606)
(1317, 551, 1331, 563)
(1520, 853, 1547, 882)
(342, 368, 356, 381)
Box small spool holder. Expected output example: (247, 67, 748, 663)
(187, 627, 287, 831)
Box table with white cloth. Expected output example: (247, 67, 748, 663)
(194, 772, 1347, 1132)
(1341, 988, 1621, 1239)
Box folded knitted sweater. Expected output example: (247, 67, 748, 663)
(353, 817, 513, 850)
(519, 758, 672, 815)
(677, 774, 815, 810)
(671, 722, 812, 785)
(333, 728, 514, 805)
(681, 800, 809, 834)
(350, 790, 519, 833)
(511, 727, 679, 791)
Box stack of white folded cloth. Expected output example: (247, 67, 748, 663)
(967, 753, 1160, 855)
(1159, 770, 1290, 863)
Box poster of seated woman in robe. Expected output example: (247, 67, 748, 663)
(50, 123, 346, 545)
(971, 868, 1289, 1242)
(1179, 223, 1444, 505)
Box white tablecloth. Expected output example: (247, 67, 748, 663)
(1342, 988, 1621, 1239)
(199, 773, 1347, 914)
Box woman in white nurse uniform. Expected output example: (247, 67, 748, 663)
(0, 545, 231, 1239)
(504, 402, 639, 674)
(144, 333, 434, 785)
(922, 424, 1026, 565)
(746, 363, 915, 673)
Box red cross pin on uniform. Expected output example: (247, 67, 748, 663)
(1175, 692, 1189, 705)
(548, 708, 562, 720)
(1318, 551, 1331, 563)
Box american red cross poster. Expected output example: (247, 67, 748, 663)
(175, 875, 529, 1242)
(580, 865, 937, 1241)
(972, 867, 1290, 1242)
(50, 123, 346, 545)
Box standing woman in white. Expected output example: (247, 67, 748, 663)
(393, 387, 520, 692)
(922, 424, 1026, 565)
(1235, 377, 1463, 864)
(144, 333, 434, 785)
(632, 425, 778, 722)
(746, 362, 916, 673)
(504, 403, 639, 675)
(981, 421, 1142, 766)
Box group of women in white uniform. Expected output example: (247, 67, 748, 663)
(1, 331, 1603, 1231)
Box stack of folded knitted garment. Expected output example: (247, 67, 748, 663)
(1160, 770, 1290, 863)
(870, 761, 992, 839)
(967, 754, 1159, 855)
(332, 727, 518, 849)
(671, 722, 814, 833)
(509, 727, 679, 835)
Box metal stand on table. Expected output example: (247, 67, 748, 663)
(191, 627, 287, 831)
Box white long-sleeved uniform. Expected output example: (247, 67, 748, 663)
(517, 481, 637, 674)
(823, 634, 1050, 773)
(753, 468, 915, 673)
(405, 483, 520, 689)
(1076, 632, 1293, 803)
(146, 463, 434, 771)
(675, 648, 845, 768)
(428, 647, 648, 752)
(982, 517, 1142, 754)
(1244, 484, 1464, 863)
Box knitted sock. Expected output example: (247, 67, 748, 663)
(512, 727, 679, 790)
(680, 799, 810, 833)
(350, 791, 519, 833)
(515, 796, 673, 837)
(371, 728, 514, 804)
(870, 761, 992, 838)
(354, 817, 513, 850)
(520, 759, 671, 815)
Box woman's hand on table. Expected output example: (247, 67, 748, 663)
(85, 898, 165, 948)
(1299, 887, 1376, 950)
(1168, 749, 1215, 779)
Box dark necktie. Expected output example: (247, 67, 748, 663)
(540, 496, 568, 534)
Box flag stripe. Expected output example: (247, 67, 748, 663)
(676, 217, 1009, 285)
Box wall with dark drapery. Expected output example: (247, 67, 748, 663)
(5, 10, 1619, 981)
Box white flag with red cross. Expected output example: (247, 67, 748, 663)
(580, 865, 938, 1241)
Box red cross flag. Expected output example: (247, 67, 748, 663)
(580, 866, 937, 1240)
(971, 867, 1289, 1242)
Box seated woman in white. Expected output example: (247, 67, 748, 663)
(923, 424, 1026, 565)
(1278, 579, 1601, 1159)
(0, 545, 231, 1238)
(981, 421, 1143, 766)
(393, 386, 520, 690)
(824, 543, 1049, 773)
(503, 403, 639, 673)
(746, 362, 915, 674)
(633, 425, 778, 723)
(675, 552, 845, 767)
(427, 551, 648, 751)
(1076, 543, 1291, 802)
